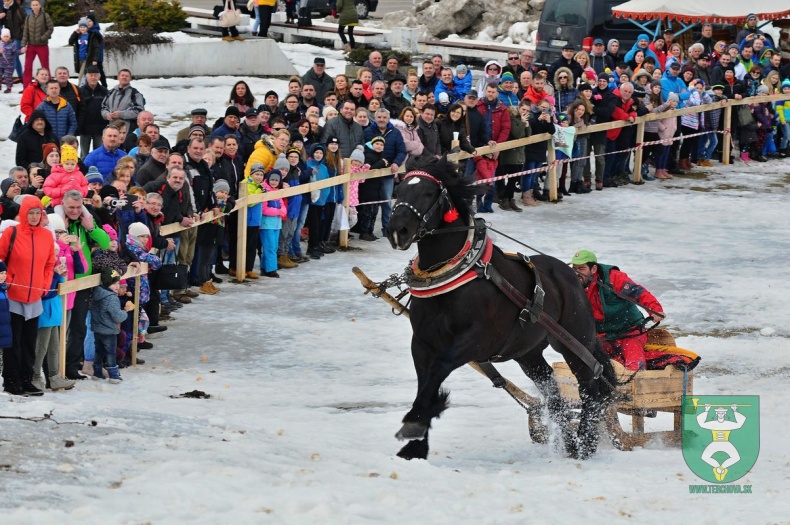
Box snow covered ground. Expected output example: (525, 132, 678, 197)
(0, 40, 788, 523)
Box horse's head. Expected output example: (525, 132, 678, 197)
(386, 170, 449, 250)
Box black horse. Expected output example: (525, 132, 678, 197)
(385, 157, 618, 461)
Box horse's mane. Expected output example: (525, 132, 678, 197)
(405, 155, 486, 224)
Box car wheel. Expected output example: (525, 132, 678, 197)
(355, 1, 369, 19)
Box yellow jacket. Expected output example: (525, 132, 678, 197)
(244, 135, 281, 178)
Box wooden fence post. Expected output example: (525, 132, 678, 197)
(130, 273, 141, 367)
(235, 179, 248, 283)
(722, 104, 732, 165)
(58, 290, 68, 378)
(547, 139, 557, 202)
(633, 121, 645, 184)
(340, 158, 351, 249)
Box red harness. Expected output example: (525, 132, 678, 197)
(408, 236, 493, 298)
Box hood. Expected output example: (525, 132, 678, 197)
(28, 109, 53, 134)
(553, 67, 575, 87)
(256, 134, 277, 154)
(635, 34, 650, 47)
(18, 195, 44, 232)
(483, 60, 502, 77)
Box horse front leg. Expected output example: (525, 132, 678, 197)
(395, 339, 461, 460)
(573, 378, 609, 460)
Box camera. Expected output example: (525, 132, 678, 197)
(109, 198, 127, 209)
(541, 108, 551, 114)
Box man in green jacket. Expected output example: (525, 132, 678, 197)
(62, 189, 110, 380)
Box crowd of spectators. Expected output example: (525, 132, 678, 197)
(1, 12, 789, 395)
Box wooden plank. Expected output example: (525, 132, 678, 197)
(722, 104, 732, 165)
(58, 293, 68, 379)
(58, 263, 149, 295)
(547, 140, 557, 202)
(235, 179, 248, 282)
(633, 121, 645, 184)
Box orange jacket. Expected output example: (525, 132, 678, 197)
(0, 197, 56, 304)
(20, 81, 48, 122)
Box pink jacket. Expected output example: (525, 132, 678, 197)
(42, 164, 89, 206)
(261, 181, 287, 218)
(393, 120, 425, 157)
(348, 164, 371, 207)
(657, 115, 677, 142)
(56, 238, 88, 310)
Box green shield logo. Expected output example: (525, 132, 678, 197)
(682, 395, 760, 483)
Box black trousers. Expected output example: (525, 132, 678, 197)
(145, 283, 160, 326)
(245, 226, 260, 272)
(258, 4, 273, 37)
(227, 212, 239, 270)
(66, 288, 91, 377)
(3, 313, 39, 383)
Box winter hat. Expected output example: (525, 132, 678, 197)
(650, 79, 663, 88)
(188, 124, 205, 136)
(225, 106, 241, 118)
(456, 64, 468, 75)
(0, 260, 6, 273)
(438, 92, 450, 104)
(711, 84, 725, 91)
(584, 70, 597, 82)
(577, 82, 592, 92)
(99, 185, 119, 201)
(322, 105, 338, 119)
(128, 222, 150, 238)
(273, 153, 289, 171)
(213, 179, 230, 194)
(667, 92, 679, 103)
(78, 17, 89, 28)
(42, 143, 59, 162)
(781, 79, 790, 90)
(86, 166, 103, 183)
(100, 267, 121, 288)
(102, 223, 118, 242)
(1, 178, 19, 196)
(86, 12, 97, 24)
(289, 130, 303, 143)
(309, 143, 326, 158)
(265, 170, 281, 185)
(1, 28, 10, 39)
(746, 13, 758, 22)
(681, 65, 696, 76)
(249, 162, 265, 175)
(350, 145, 365, 163)
(757, 84, 769, 94)
(264, 90, 278, 100)
(286, 146, 302, 157)
(47, 213, 66, 232)
(500, 72, 515, 84)
(61, 144, 78, 164)
(370, 136, 385, 145)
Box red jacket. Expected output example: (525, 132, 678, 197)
(585, 267, 663, 329)
(606, 91, 637, 141)
(522, 86, 550, 105)
(475, 98, 511, 144)
(0, 197, 56, 304)
(20, 81, 48, 122)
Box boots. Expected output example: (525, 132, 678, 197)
(278, 254, 298, 269)
(739, 150, 751, 162)
(49, 375, 76, 391)
(508, 199, 523, 212)
(498, 199, 512, 211)
(92, 362, 105, 380)
(198, 281, 218, 295)
(107, 366, 123, 384)
(521, 192, 538, 207)
(751, 144, 767, 162)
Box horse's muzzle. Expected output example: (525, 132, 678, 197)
(387, 228, 414, 250)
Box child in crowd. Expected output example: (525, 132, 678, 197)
(92, 224, 127, 275)
(240, 162, 265, 279)
(567, 99, 590, 191)
(305, 144, 331, 259)
(197, 180, 235, 294)
(453, 64, 472, 98)
(554, 113, 576, 195)
(655, 93, 679, 178)
(91, 268, 135, 383)
(278, 148, 305, 267)
(346, 145, 367, 233)
(260, 170, 287, 277)
(85, 166, 103, 193)
(698, 84, 727, 166)
(0, 28, 22, 94)
(68, 18, 90, 77)
(355, 137, 387, 241)
(43, 145, 88, 206)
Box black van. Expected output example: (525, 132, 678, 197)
(534, 0, 645, 65)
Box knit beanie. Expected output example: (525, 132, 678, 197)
(0, 260, 7, 273)
(78, 17, 89, 28)
(350, 145, 365, 163)
(99, 185, 119, 201)
(782, 79, 790, 90)
(188, 124, 205, 136)
(1, 178, 19, 196)
(42, 143, 59, 162)
(61, 144, 79, 164)
(667, 92, 679, 103)
(266, 170, 281, 185)
(249, 162, 265, 175)
(650, 79, 663, 88)
(100, 267, 121, 288)
(577, 82, 592, 92)
(500, 72, 515, 84)
(86, 166, 103, 184)
(213, 179, 230, 194)
(1, 28, 10, 39)
(757, 84, 769, 95)
(47, 213, 66, 232)
(273, 153, 289, 171)
(102, 223, 118, 242)
(128, 222, 150, 238)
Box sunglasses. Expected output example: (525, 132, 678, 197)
(487, 67, 498, 71)
(559, 76, 568, 80)
(508, 57, 519, 61)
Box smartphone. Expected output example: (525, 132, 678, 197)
(121, 194, 138, 211)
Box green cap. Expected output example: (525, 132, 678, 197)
(570, 250, 597, 265)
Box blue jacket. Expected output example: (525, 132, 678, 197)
(363, 122, 407, 167)
(624, 35, 659, 65)
(324, 162, 344, 204)
(284, 165, 302, 219)
(454, 73, 472, 97)
(0, 285, 11, 347)
(434, 81, 461, 104)
(211, 123, 243, 154)
(498, 88, 520, 107)
(90, 285, 128, 335)
(84, 145, 128, 180)
(306, 158, 330, 206)
(660, 70, 691, 108)
(38, 275, 65, 328)
(36, 97, 77, 140)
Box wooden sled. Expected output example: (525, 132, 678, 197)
(552, 329, 694, 451)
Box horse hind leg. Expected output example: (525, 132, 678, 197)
(397, 431, 430, 460)
(396, 387, 450, 441)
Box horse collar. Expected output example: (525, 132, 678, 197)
(407, 219, 491, 297)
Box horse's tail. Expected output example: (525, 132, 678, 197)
(591, 340, 630, 405)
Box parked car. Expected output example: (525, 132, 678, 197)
(306, 0, 379, 19)
(534, 0, 643, 65)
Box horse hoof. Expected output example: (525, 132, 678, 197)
(395, 422, 428, 441)
(397, 438, 429, 460)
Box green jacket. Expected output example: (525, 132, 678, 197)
(336, 0, 359, 27)
(67, 218, 111, 278)
(596, 263, 646, 338)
